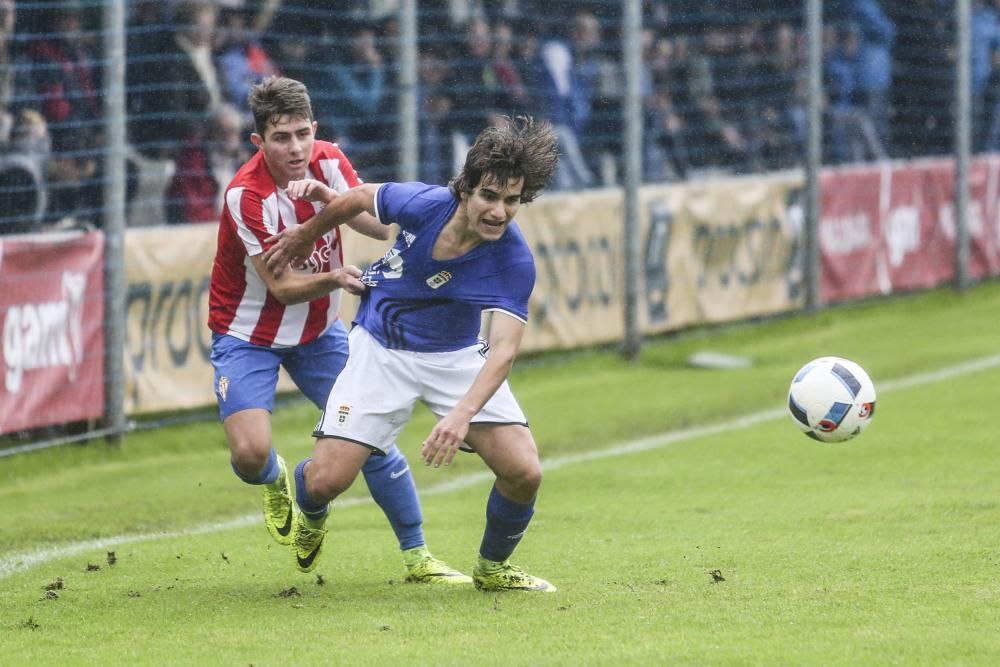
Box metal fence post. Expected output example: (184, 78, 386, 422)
(621, 0, 642, 359)
(102, 0, 127, 444)
(956, 0, 971, 292)
(805, 0, 823, 312)
(398, 0, 418, 182)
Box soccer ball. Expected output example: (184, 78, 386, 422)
(787, 357, 876, 443)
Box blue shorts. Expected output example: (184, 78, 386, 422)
(210, 320, 349, 421)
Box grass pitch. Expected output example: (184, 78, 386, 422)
(2, 282, 999, 665)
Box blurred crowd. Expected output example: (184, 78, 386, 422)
(0, 0, 988, 231)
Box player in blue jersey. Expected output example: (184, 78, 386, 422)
(263, 116, 560, 591)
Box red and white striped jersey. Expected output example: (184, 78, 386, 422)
(208, 140, 361, 348)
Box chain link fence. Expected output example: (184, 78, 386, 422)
(0, 0, 988, 453)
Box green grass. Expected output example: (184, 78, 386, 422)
(2, 282, 999, 665)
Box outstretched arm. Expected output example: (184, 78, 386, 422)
(250, 255, 367, 305)
(263, 182, 381, 276)
(420, 311, 526, 468)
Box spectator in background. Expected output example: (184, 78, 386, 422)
(446, 17, 500, 146)
(125, 0, 169, 156)
(749, 21, 803, 171)
(0, 109, 50, 233)
(843, 0, 895, 150)
(417, 45, 455, 185)
(536, 12, 599, 189)
(511, 18, 545, 112)
(588, 16, 627, 185)
(887, 0, 953, 157)
(165, 102, 249, 224)
(700, 21, 755, 172)
(825, 22, 885, 163)
(646, 33, 691, 181)
(770, 21, 808, 155)
(329, 20, 387, 160)
(0, 0, 14, 125)
(215, 5, 280, 113)
(680, 26, 750, 172)
(371, 14, 402, 181)
(128, 1, 223, 159)
(971, 0, 1000, 151)
(491, 19, 533, 118)
(983, 47, 1000, 151)
(22, 1, 103, 226)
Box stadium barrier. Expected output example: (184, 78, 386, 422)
(5, 157, 998, 427)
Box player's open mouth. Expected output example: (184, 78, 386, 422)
(482, 220, 505, 228)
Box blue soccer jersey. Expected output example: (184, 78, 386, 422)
(355, 182, 535, 352)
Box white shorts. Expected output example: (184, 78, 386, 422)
(315, 326, 528, 454)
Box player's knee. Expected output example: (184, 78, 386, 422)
(307, 462, 358, 501)
(521, 465, 543, 495)
(229, 437, 271, 474)
(501, 462, 543, 500)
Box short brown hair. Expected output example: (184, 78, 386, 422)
(248, 76, 313, 136)
(449, 116, 559, 204)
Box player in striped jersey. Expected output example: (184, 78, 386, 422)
(208, 76, 468, 584)
(263, 116, 561, 591)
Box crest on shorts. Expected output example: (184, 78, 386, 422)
(425, 270, 452, 289)
(218, 376, 229, 401)
(337, 404, 350, 426)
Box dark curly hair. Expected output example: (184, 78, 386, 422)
(449, 116, 559, 203)
(248, 76, 314, 137)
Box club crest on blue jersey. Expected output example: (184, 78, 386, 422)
(425, 270, 452, 289)
(402, 231, 417, 247)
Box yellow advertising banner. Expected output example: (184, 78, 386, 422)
(124, 225, 220, 414)
(641, 173, 806, 335)
(513, 189, 626, 352)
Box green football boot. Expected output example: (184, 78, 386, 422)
(473, 557, 557, 593)
(403, 546, 473, 584)
(262, 455, 294, 546)
(292, 512, 327, 573)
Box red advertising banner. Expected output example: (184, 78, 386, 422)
(969, 156, 1000, 279)
(0, 231, 105, 434)
(882, 159, 954, 292)
(820, 157, 1000, 304)
(819, 164, 884, 303)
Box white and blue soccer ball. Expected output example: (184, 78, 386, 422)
(788, 356, 876, 443)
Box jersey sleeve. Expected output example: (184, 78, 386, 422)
(314, 143, 362, 194)
(374, 182, 437, 231)
(482, 258, 535, 323)
(224, 186, 275, 257)
(479, 230, 535, 322)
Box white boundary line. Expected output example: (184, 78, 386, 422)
(3, 353, 999, 581)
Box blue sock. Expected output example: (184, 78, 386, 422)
(231, 448, 279, 485)
(294, 458, 329, 521)
(363, 446, 425, 551)
(479, 485, 535, 562)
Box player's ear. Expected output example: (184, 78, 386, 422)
(311, 120, 318, 135)
(250, 133, 264, 149)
